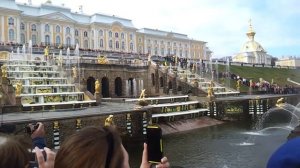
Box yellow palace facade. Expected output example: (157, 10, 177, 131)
(0, 0, 209, 61)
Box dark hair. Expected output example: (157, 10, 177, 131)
(55, 126, 124, 168)
(0, 134, 31, 168)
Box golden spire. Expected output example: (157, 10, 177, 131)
(246, 19, 256, 41)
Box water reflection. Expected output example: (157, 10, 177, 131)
(127, 121, 288, 168)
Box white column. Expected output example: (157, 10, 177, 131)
(1, 16, 4, 42)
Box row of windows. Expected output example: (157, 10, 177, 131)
(144, 39, 188, 48)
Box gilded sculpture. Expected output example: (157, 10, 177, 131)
(95, 79, 101, 93)
(15, 81, 23, 96)
(1, 64, 7, 78)
(104, 115, 114, 126)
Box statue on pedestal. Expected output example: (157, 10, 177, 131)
(15, 81, 23, 96)
(207, 81, 214, 99)
(236, 79, 242, 91)
(95, 79, 101, 93)
(276, 97, 284, 107)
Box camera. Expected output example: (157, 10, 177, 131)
(25, 123, 39, 135)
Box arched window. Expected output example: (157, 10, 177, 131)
(20, 23, 25, 30)
(115, 32, 118, 38)
(66, 27, 71, 34)
(56, 36, 61, 45)
(75, 29, 79, 36)
(32, 35, 37, 45)
(121, 33, 124, 39)
(99, 39, 103, 48)
(84, 31, 88, 37)
(45, 24, 50, 32)
(109, 31, 112, 38)
(8, 17, 14, 26)
(129, 34, 133, 40)
(31, 24, 36, 31)
(122, 41, 125, 50)
(9, 29, 14, 41)
(45, 35, 50, 45)
(84, 40, 88, 49)
(66, 37, 71, 46)
(130, 42, 133, 51)
(155, 47, 158, 55)
(109, 40, 112, 48)
(75, 39, 79, 46)
(99, 30, 103, 36)
(20, 33, 25, 44)
(116, 41, 119, 49)
(56, 25, 60, 33)
(161, 48, 164, 56)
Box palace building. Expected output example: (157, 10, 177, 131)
(0, 0, 209, 61)
(232, 20, 272, 65)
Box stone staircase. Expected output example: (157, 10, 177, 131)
(2, 54, 96, 111)
(125, 95, 209, 123)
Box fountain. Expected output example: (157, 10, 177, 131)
(67, 47, 71, 80)
(2, 42, 96, 111)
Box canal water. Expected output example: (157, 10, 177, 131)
(127, 121, 289, 168)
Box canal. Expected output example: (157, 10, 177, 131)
(127, 121, 289, 168)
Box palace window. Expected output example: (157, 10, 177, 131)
(66, 37, 71, 46)
(20, 33, 25, 44)
(180, 50, 182, 57)
(116, 41, 119, 49)
(115, 32, 119, 38)
(173, 49, 177, 55)
(32, 35, 37, 45)
(121, 41, 125, 50)
(75, 29, 79, 36)
(154, 40, 157, 45)
(56, 36, 61, 45)
(8, 17, 14, 26)
(84, 31, 88, 37)
(84, 40, 88, 49)
(31, 24, 36, 31)
(121, 33, 124, 39)
(75, 39, 79, 46)
(161, 41, 164, 44)
(130, 42, 133, 51)
(155, 47, 158, 55)
(167, 48, 171, 55)
(20, 23, 25, 30)
(99, 39, 103, 48)
(161, 48, 164, 56)
(56, 25, 60, 33)
(109, 40, 112, 48)
(99, 30, 103, 36)
(109, 31, 112, 38)
(9, 29, 14, 41)
(45, 24, 50, 32)
(147, 47, 151, 54)
(66, 27, 71, 34)
(45, 35, 50, 45)
(129, 34, 133, 40)
(185, 50, 188, 57)
(138, 46, 142, 53)
(173, 42, 176, 46)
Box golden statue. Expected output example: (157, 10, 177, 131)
(76, 119, 82, 129)
(15, 81, 23, 96)
(44, 46, 49, 60)
(53, 121, 59, 129)
(72, 66, 77, 78)
(95, 79, 101, 93)
(1, 64, 7, 78)
(104, 115, 114, 127)
(207, 86, 214, 98)
(249, 79, 253, 87)
(276, 98, 284, 107)
(236, 79, 242, 90)
(139, 89, 146, 101)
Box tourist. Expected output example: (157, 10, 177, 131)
(54, 126, 170, 168)
(0, 122, 55, 168)
(267, 137, 300, 168)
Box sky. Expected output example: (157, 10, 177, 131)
(16, 0, 300, 58)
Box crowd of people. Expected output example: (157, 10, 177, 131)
(0, 122, 170, 168)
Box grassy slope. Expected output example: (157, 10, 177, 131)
(217, 64, 300, 91)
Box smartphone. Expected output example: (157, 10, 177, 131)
(146, 125, 163, 163)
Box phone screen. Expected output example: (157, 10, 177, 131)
(146, 125, 163, 163)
